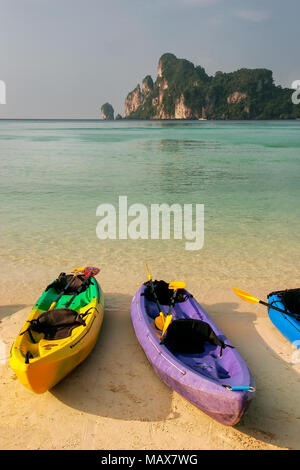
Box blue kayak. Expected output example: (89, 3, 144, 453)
(268, 291, 300, 345)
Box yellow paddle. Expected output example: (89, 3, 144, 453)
(156, 281, 186, 337)
(233, 288, 262, 305)
(155, 312, 165, 331)
(169, 281, 186, 291)
(233, 287, 299, 318)
(145, 265, 187, 337)
(145, 263, 152, 282)
(161, 314, 172, 337)
(145, 264, 166, 330)
(49, 267, 85, 310)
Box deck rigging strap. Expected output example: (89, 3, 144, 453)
(147, 334, 186, 375)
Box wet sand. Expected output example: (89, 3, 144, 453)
(1, 276, 299, 450)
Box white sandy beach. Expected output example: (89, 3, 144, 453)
(1, 274, 299, 450)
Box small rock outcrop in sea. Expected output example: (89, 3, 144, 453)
(124, 53, 300, 120)
(115, 113, 123, 120)
(101, 103, 114, 120)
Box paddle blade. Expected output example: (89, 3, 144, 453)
(71, 267, 85, 273)
(84, 267, 100, 278)
(169, 281, 186, 290)
(145, 263, 152, 281)
(155, 312, 165, 331)
(161, 314, 172, 337)
(233, 288, 260, 305)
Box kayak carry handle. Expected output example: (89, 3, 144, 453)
(222, 385, 256, 392)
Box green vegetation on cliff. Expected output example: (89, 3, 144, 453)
(125, 53, 299, 120)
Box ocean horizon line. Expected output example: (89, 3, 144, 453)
(1, 118, 300, 122)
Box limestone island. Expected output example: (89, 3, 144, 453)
(124, 53, 300, 120)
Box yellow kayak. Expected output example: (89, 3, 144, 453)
(10, 274, 104, 393)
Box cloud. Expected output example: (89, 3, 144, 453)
(235, 9, 269, 23)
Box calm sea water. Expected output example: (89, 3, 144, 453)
(0, 119, 299, 298)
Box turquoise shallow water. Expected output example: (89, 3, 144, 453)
(0, 119, 299, 297)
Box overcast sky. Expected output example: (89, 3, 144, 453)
(0, 0, 299, 118)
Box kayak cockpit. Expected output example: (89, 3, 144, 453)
(15, 283, 97, 364)
(144, 294, 249, 388)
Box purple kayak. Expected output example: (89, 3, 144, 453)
(131, 285, 255, 426)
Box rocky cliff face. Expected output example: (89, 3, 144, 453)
(142, 75, 154, 96)
(101, 102, 114, 120)
(175, 94, 195, 119)
(125, 85, 143, 116)
(227, 92, 247, 104)
(124, 53, 299, 120)
(124, 53, 213, 119)
(124, 77, 155, 117)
